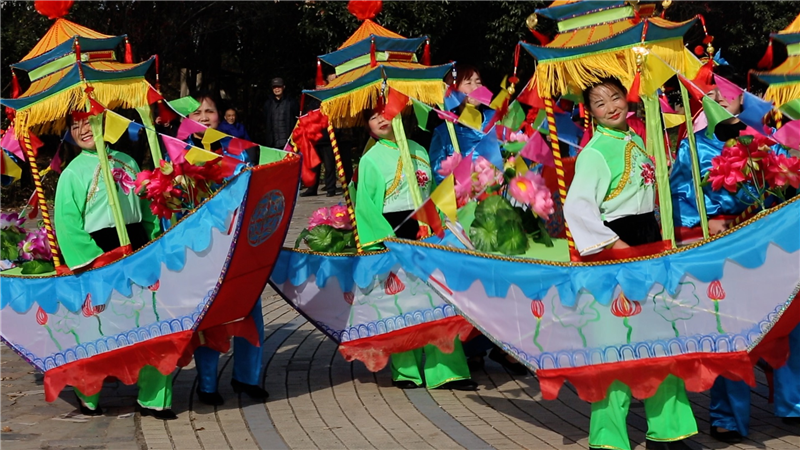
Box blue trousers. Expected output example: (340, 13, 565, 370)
(195, 298, 264, 393)
(710, 323, 800, 435)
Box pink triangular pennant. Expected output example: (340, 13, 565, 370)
(453, 151, 473, 187)
(176, 119, 208, 141)
(0, 126, 23, 160)
(713, 75, 744, 103)
(162, 135, 189, 164)
(773, 120, 800, 151)
(467, 86, 493, 106)
(659, 96, 677, 114)
(520, 131, 554, 167)
(434, 109, 459, 123)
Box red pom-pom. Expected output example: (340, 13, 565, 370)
(35, 0, 73, 19)
(348, 0, 382, 21)
(694, 45, 705, 56)
(703, 35, 714, 44)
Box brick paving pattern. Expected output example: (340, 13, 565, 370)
(2, 192, 799, 449)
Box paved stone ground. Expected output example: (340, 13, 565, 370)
(2, 192, 799, 450)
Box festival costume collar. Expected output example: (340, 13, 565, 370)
(595, 124, 637, 141)
(378, 139, 398, 149)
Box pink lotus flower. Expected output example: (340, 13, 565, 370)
(329, 204, 353, 230)
(18, 228, 52, 261)
(308, 206, 332, 230)
(1, 212, 25, 231)
(472, 156, 502, 192)
(437, 153, 462, 177)
(509, 172, 554, 219)
(508, 132, 529, 143)
(708, 155, 747, 192)
(765, 153, 800, 189)
(509, 176, 536, 204)
(112, 168, 135, 195)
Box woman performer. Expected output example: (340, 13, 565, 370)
(182, 93, 268, 406)
(669, 66, 800, 443)
(354, 106, 477, 391)
(54, 114, 177, 420)
(428, 64, 495, 184)
(563, 77, 697, 450)
(427, 65, 527, 375)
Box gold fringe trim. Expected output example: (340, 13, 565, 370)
(536, 39, 685, 98)
(765, 83, 800, 107)
(321, 80, 445, 128)
(14, 79, 152, 135)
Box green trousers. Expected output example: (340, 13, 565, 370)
(75, 365, 173, 411)
(588, 375, 697, 450)
(390, 338, 470, 388)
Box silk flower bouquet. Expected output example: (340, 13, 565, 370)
(706, 135, 800, 209)
(437, 147, 555, 256)
(134, 159, 226, 219)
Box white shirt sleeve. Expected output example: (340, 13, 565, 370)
(563, 148, 620, 255)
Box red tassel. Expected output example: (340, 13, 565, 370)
(300, 93, 306, 113)
(10, 72, 20, 99)
(124, 37, 132, 64)
(757, 39, 773, 70)
(6, 72, 20, 122)
(531, 30, 551, 46)
(422, 38, 430, 65)
(315, 59, 324, 87)
(627, 72, 641, 103)
(370, 37, 377, 67)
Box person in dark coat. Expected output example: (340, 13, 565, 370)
(218, 107, 251, 141)
(263, 77, 299, 149)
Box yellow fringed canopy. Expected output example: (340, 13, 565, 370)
(14, 78, 152, 135)
(535, 38, 686, 98)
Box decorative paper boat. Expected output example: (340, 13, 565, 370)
(385, 198, 800, 401)
(0, 12, 301, 402)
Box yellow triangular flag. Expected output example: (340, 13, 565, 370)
(430, 174, 457, 223)
(201, 128, 227, 149)
(1, 150, 22, 182)
(458, 104, 482, 130)
(500, 74, 508, 90)
(642, 54, 676, 97)
(515, 155, 529, 176)
(490, 90, 510, 110)
(663, 113, 685, 128)
(104, 112, 130, 144)
(683, 48, 703, 80)
(185, 146, 221, 164)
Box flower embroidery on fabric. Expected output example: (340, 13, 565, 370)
(415, 170, 429, 188)
(640, 162, 655, 187)
(112, 167, 135, 195)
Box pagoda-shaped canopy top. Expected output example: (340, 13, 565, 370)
(522, 0, 696, 97)
(753, 13, 800, 107)
(1, 18, 155, 133)
(304, 16, 450, 127)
